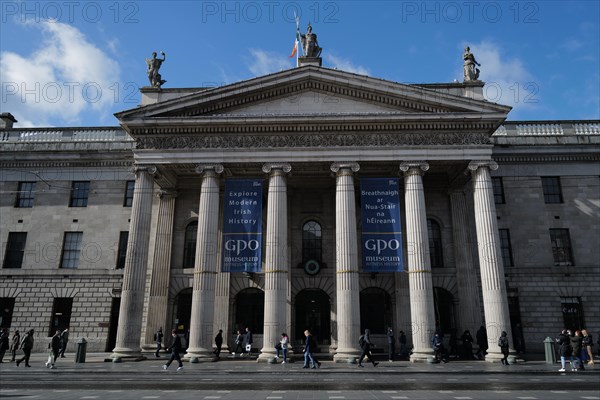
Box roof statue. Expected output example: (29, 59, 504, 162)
(146, 51, 167, 88)
(300, 22, 322, 58)
(463, 46, 481, 82)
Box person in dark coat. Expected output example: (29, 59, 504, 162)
(0, 328, 9, 362)
(555, 329, 572, 372)
(233, 330, 244, 356)
(244, 327, 253, 356)
(386, 327, 396, 362)
(9, 329, 20, 362)
(302, 330, 316, 369)
(358, 329, 378, 367)
(398, 330, 407, 358)
(432, 332, 448, 363)
(498, 331, 510, 365)
(475, 326, 488, 360)
(162, 329, 183, 371)
(16, 329, 34, 367)
(58, 328, 69, 358)
(154, 328, 164, 358)
(570, 330, 584, 371)
(46, 330, 61, 369)
(460, 330, 475, 359)
(214, 329, 223, 358)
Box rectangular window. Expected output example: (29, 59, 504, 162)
(0, 298, 16, 328)
(560, 297, 584, 331)
(550, 229, 574, 266)
(498, 229, 514, 267)
(492, 177, 505, 204)
(60, 232, 83, 269)
(541, 177, 563, 204)
(116, 231, 128, 269)
(49, 298, 73, 336)
(69, 181, 90, 207)
(123, 180, 135, 207)
(15, 181, 36, 208)
(3, 232, 27, 269)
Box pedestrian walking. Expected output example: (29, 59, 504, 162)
(9, 329, 20, 362)
(0, 328, 9, 362)
(358, 329, 379, 367)
(556, 329, 572, 372)
(581, 329, 594, 365)
(275, 332, 289, 363)
(244, 327, 253, 356)
(498, 331, 510, 365)
(302, 330, 317, 369)
(432, 331, 448, 363)
(475, 325, 488, 360)
(162, 329, 183, 371)
(214, 329, 223, 358)
(59, 328, 69, 358)
(46, 330, 61, 369)
(233, 330, 244, 356)
(569, 330, 585, 371)
(16, 329, 34, 367)
(154, 327, 164, 358)
(387, 327, 396, 362)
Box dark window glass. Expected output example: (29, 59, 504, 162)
(123, 181, 135, 207)
(3, 232, 27, 269)
(428, 219, 444, 268)
(550, 229, 574, 266)
(561, 297, 584, 331)
(499, 229, 514, 267)
(302, 220, 322, 264)
(183, 221, 198, 268)
(360, 288, 392, 334)
(0, 298, 16, 328)
(60, 232, 83, 269)
(116, 231, 128, 269)
(492, 177, 505, 204)
(541, 177, 563, 204)
(49, 298, 73, 336)
(69, 181, 90, 207)
(15, 182, 36, 208)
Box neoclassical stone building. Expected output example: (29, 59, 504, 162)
(1, 65, 598, 362)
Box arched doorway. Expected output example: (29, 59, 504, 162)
(360, 287, 393, 334)
(433, 287, 456, 335)
(234, 288, 264, 334)
(295, 289, 330, 345)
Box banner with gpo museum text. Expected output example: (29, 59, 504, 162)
(360, 178, 404, 272)
(221, 179, 263, 273)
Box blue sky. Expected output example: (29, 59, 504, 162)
(1, 1, 599, 127)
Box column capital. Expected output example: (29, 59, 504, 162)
(156, 189, 178, 199)
(399, 161, 429, 175)
(330, 162, 360, 173)
(130, 164, 157, 175)
(195, 164, 224, 174)
(262, 163, 291, 174)
(468, 160, 498, 172)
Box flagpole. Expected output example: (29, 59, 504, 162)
(295, 13, 300, 67)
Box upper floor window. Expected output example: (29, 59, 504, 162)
(123, 181, 135, 207)
(60, 232, 83, 269)
(541, 177, 563, 204)
(427, 219, 443, 268)
(550, 228, 574, 266)
(3, 232, 27, 269)
(183, 221, 198, 268)
(15, 181, 36, 208)
(302, 220, 322, 264)
(492, 177, 505, 204)
(116, 231, 129, 269)
(498, 229, 514, 267)
(69, 181, 90, 207)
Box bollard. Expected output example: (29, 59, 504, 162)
(75, 338, 87, 363)
(543, 337, 556, 364)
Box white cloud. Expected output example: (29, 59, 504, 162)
(325, 54, 370, 75)
(246, 49, 291, 77)
(458, 41, 539, 115)
(0, 21, 120, 127)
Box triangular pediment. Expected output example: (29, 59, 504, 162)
(116, 66, 511, 126)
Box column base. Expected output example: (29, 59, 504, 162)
(409, 350, 435, 363)
(108, 348, 146, 362)
(484, 351, 516, 363)
(333, 350, 360, 364)
(257, 349, 276, 363)
(184, 350, 216, 363)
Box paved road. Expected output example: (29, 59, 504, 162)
(1, 353, 599, 400)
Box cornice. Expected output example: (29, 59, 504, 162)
(493, 154, 600, 163)
(0, 160, 133, 169)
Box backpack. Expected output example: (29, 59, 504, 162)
(358, 335, 366, 348)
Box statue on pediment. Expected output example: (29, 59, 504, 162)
(300, 23, 322, 58)
(146, 51, 166, 88)
(463, 47, 481, 82)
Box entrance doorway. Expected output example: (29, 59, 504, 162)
(295, 289, 330, 345)
(105, 297, 120, 352)
(174, 288, 192, 334)
(433, 287, 456, 335)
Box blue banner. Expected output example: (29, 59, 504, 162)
(222, 179, 263, 272)
(360, 178, 403, 272)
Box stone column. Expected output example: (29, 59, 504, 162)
(450, 189, 482, 333)
(400, 162, 436, 362)
(259, 163, 292, 361)
(331, 162, 362, 363)
(468, 161, 513, 362)
(142, 189, 178, 351)
(394, 272, 412, 345)
(111, 165, 156, 360)
(186, 164, 223, 362)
